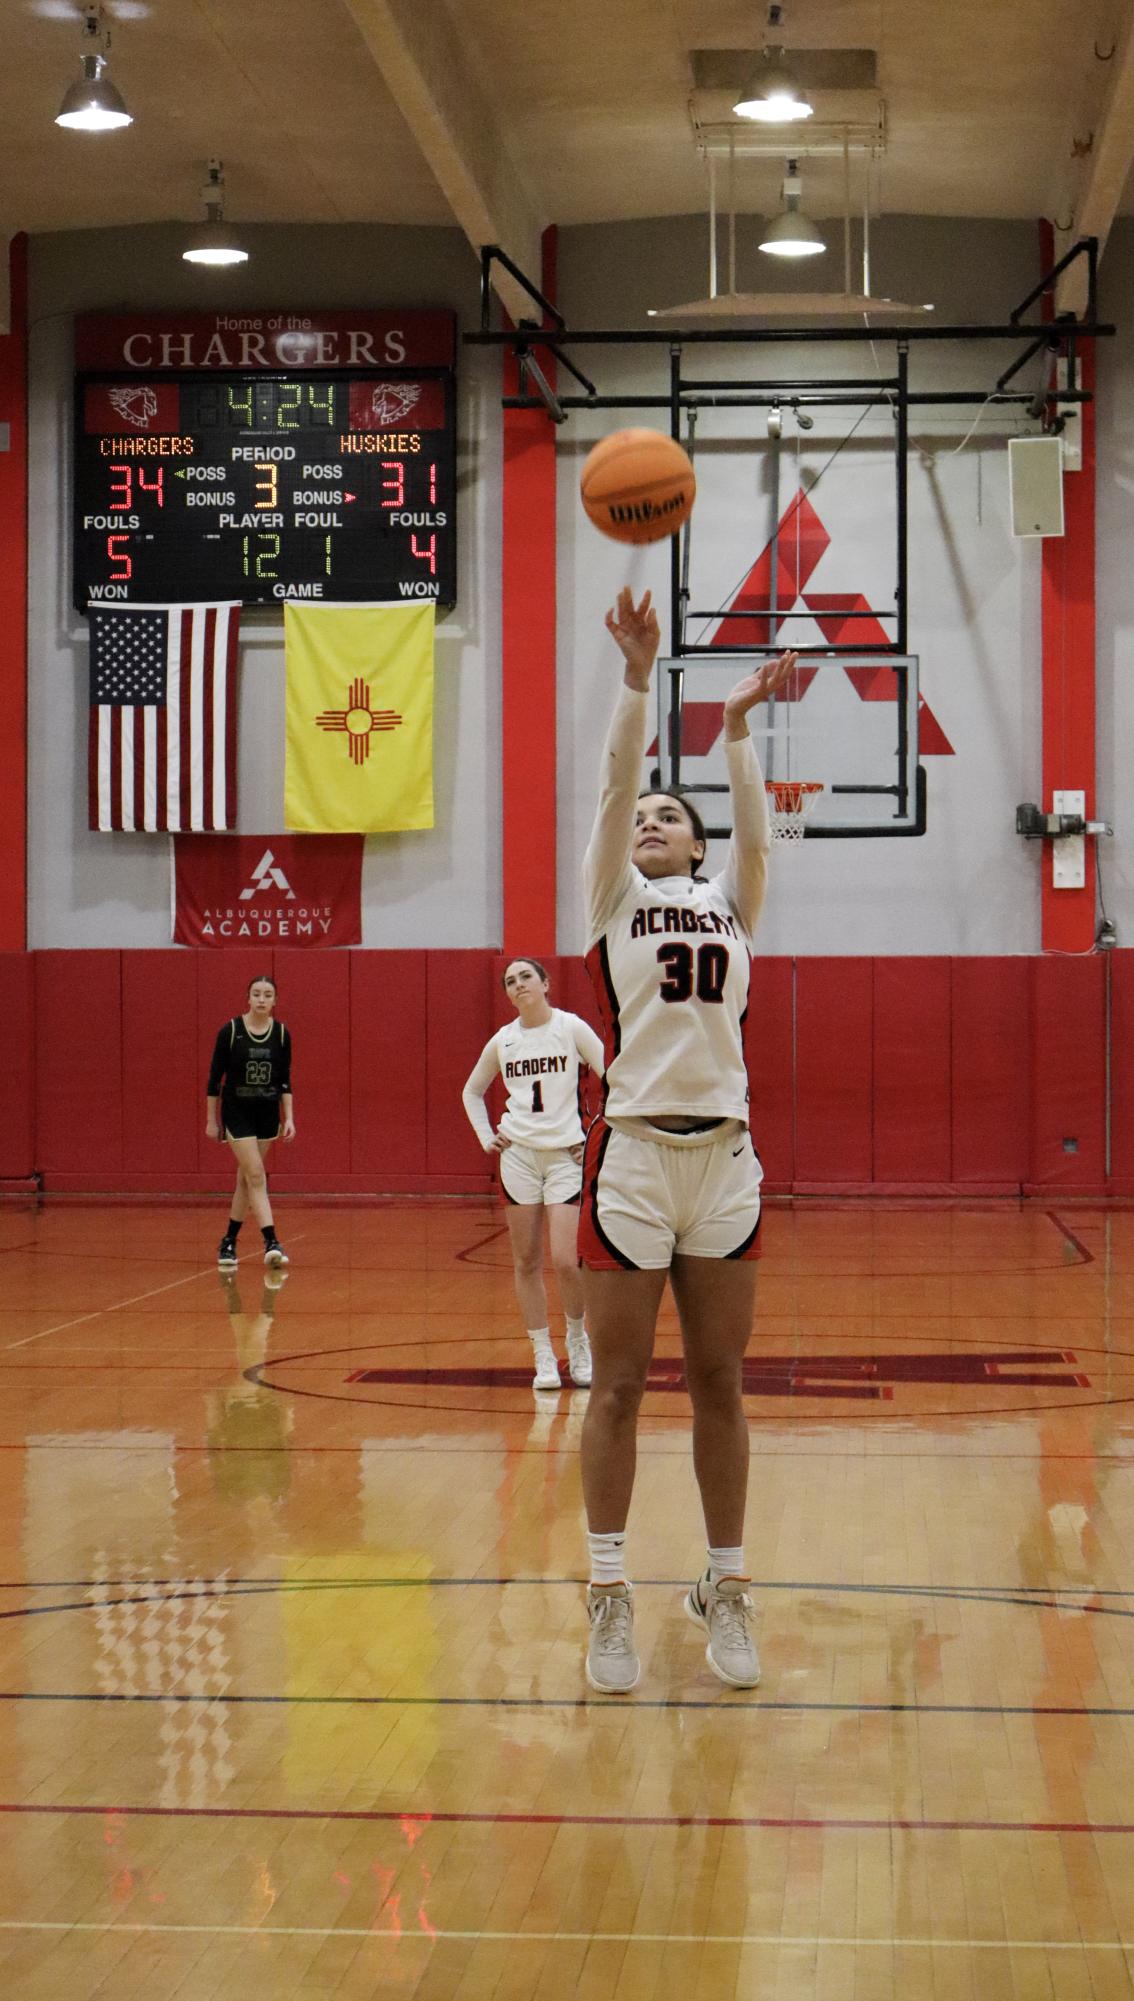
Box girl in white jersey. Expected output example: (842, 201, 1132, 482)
(579, 587, 795, 1695)
(463, 958, 605, 1392)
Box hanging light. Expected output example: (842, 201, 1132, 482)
(759, 163, 826, 258)
(55, 6, 132, 131)
(182, 160, 249, 267)
(733, 47, 813, 123)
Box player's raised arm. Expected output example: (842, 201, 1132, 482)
(583, 588, 661, 941)
(716, 651, 798, 938)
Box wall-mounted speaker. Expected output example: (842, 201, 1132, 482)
(1009, 436, 1065, 538)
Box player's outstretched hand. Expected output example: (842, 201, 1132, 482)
(723, 651, 798, 738)
(605, 587, 661, 691)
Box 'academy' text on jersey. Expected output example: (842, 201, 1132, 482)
(629, 906, 739, 939)
(587, 872, 753, 1126)
(503, 1054, 571, 1080)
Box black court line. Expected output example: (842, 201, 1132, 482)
(2, 1690, 1134, 1717)
(1, 1579, 1133, 1632)
(3, 1574, 1134, 1598)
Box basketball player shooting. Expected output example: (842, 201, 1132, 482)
(578, 585, 795, 1693)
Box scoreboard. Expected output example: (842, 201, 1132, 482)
(73, 310, 457, 612)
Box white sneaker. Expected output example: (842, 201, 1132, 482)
(565, 1328, 592, 1387)
(684, 1571, 761, 1687)
(586, 1583, 639, 1693)
(530, 1339, 562, 1391)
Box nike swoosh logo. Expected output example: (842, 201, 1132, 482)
(732, 1145, 745, 1157)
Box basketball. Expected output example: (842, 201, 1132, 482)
(580, 428, 696, 544)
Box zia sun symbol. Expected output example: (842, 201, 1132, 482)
(315, 677, 403, 766)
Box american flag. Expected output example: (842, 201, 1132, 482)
(88, 603, 240, 832)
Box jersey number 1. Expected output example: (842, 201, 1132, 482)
(657, 941, 728, 1004)
(531, 1081, 544, 1113)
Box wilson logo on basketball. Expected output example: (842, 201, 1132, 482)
(605, 492, 688, 526)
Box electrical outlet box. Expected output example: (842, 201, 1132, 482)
(1052, 789, 1086, 888)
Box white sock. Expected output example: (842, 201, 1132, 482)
(527, 1327, 553, 1351)
(566, 1315, 587, 1341)
(588, 1530, 628, 1588)
(707, 1545, 746, 1584)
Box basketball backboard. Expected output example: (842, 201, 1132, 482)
(653, 652, 926, 838)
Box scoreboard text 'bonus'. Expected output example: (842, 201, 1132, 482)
(73, 310, 458, 611)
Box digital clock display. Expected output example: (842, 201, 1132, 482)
(73, 368, 456, 610)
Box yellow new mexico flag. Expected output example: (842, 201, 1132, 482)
(284, 602, 434, 833)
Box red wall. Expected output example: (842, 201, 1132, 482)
(5, 948, 1132, 1197)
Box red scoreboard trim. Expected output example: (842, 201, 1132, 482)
(74, 310, 456, 372)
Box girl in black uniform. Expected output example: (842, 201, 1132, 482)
(206, 974, 295, 1268)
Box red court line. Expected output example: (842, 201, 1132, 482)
(1, 1802, 1133, 1835)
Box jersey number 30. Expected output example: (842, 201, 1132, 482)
(656, 941, 728, 1004)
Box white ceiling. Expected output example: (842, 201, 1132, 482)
(8, 0, 1134, 284)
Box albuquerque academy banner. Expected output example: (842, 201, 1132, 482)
(173, 834, 363, 947)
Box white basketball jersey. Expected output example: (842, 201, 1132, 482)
(586, 872, 751, 1124)
(495, 1009, 591, 1148)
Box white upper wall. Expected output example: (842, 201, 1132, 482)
(26, 213, 1128, 956)
(555, 216, 1081, 956)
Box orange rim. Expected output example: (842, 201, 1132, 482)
(766, 781, 823, 811)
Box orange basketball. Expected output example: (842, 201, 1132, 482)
(580, 429, 696, 545)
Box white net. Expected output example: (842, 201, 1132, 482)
(766, 780, 823, 844)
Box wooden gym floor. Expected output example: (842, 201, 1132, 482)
(1, 1196, 1133, 1998)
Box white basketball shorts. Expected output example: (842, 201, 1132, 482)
(579, 1117, 762, 1270)
(500, 1142, 583, 1207)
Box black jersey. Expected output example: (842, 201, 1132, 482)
(208, 1017, 292, 1104)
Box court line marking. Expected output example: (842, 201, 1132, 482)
(0, 1921, 1128, 1950)
(3, 1238, 307, 1351)
(7, 1690, 1134, 1718)
(3, 1574, 1131, 1607)
(3, 1802, 1134, 1835)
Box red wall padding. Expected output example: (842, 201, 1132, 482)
(1028, 955, 1107, 1190)
(746, 957, 794, 1189)
(272, 949, 350, 1179)
(873, 959, 952, 1186)
(0, 954, 34, 1183)
(14, 949, 1134, 1196)
(35, 950, 123, 1176)
(425, 952, 498, 1181)
(349, 952, 429, 1178)
(950, 958, 1031, 1188)
(794, 958, 874, 1186)
(122, 951, 198, 1175)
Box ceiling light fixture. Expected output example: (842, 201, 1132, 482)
(759, 161, 826, 257)
(734, 50, 813, 123)
(182, 159, 249, 267)
(55, 5, 132, 131)
(733, 5, 813, 122)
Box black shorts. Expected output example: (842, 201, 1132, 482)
(221, 1099, 281, 1143)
